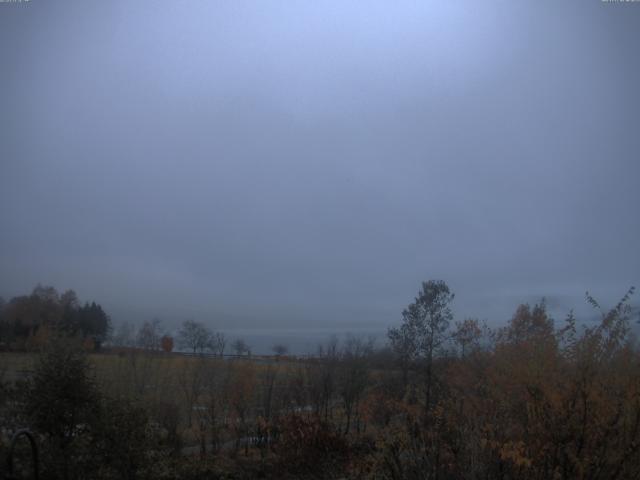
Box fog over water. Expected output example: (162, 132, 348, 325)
(1, 1, 639, 350)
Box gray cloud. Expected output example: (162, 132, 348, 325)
(1, 0, 639, 337)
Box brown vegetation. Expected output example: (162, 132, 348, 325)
(1, 282, 639, 479)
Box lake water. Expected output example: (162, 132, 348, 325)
(218, 327, 387, 355)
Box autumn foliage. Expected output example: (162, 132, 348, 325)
(374, 287, 640, 480)
(160, 335, 174, 353)
(272, 414, 349, 475)
(1, 282, 639, 480)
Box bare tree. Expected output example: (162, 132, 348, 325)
(137, 318, 162, 351)
(178, 319, 212, 354)
(387, 322, 417, 393)
(211, 331, 227, 357)
(177, 356, 207, 428)
(113, 321, 136, 347)
(339, 335, 374, 434)
(308, 335, 340, 421)
(228, 362, 256, 456)
(201, 360, 229, 454)
(232, 338, 250, 356)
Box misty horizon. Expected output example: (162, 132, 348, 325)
(1, 1, 639, 338)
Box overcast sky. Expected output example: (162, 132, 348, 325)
(1, 0, 639, 336)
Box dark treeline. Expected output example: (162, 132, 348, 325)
(0, 285, 110, 351)
(1, 280, 639, 479)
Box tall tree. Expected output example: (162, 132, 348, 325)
(389, 280, 454, 414)
(387, 321, 417, 392)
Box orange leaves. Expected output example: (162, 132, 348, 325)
(160, 335, 174, 353)
(498, 441, 532, 468)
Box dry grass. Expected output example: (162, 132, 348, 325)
(0, 352, 37, 383)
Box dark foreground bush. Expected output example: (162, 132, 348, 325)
(272, 414, 350, 478)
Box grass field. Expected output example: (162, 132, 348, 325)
(0, 352, 37, 383)
(1, 349, 308, 451)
